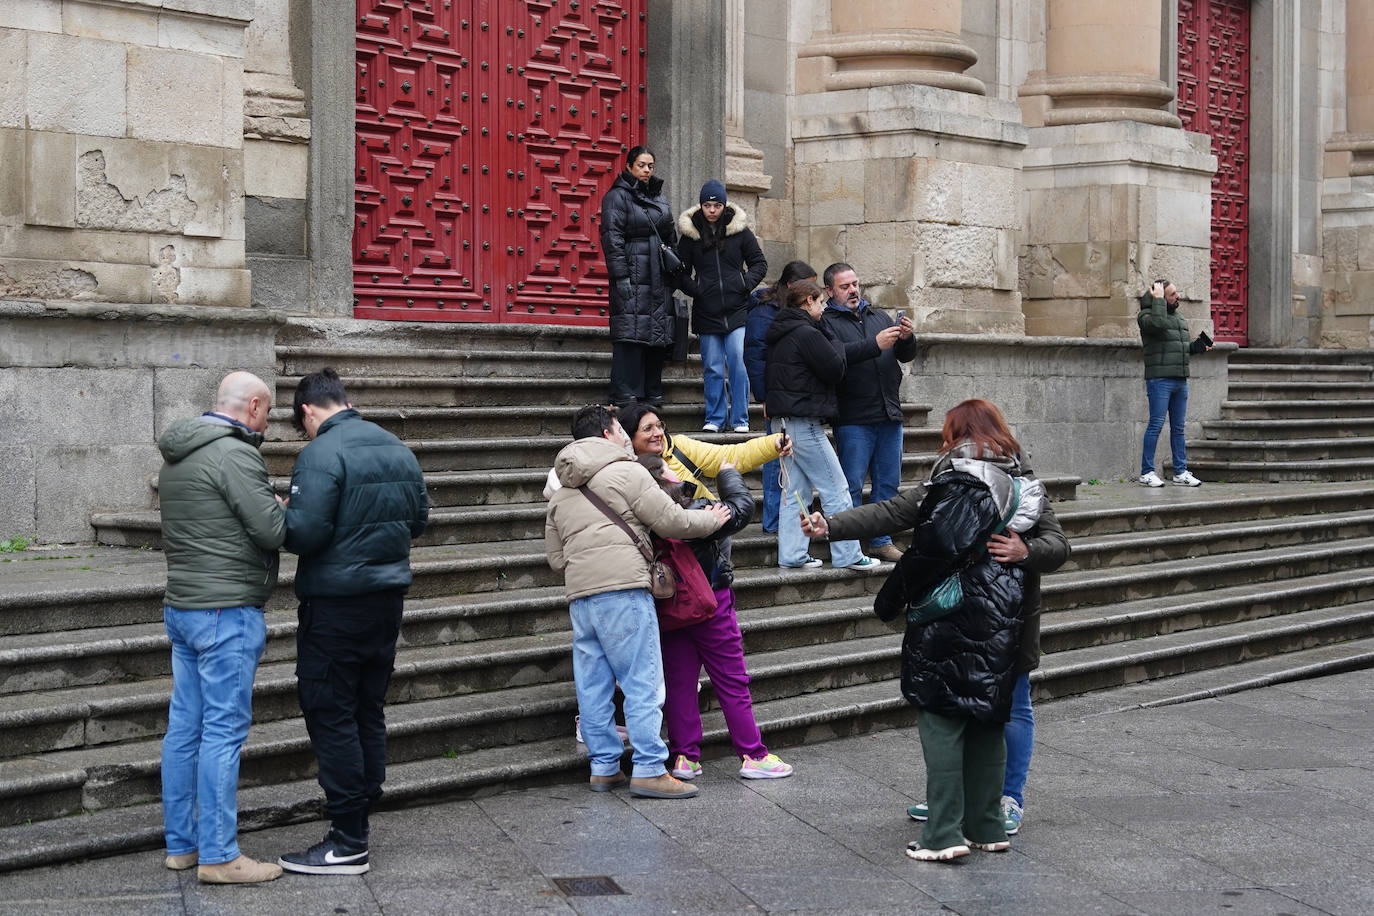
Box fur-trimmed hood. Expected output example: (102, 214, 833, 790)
(677, 203, 749, 241)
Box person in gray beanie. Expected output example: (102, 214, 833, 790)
(675, 179, 768, 432)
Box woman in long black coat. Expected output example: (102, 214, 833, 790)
(598, 145, 678, 408)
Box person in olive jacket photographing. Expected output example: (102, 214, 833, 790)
(1138, 279, 1213, 488)
(276, 369, 429, 877)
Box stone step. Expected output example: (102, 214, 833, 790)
(277, 316, 614, 355)
(1181, 457, 1374, 483)
(1225, 380, 1374, 402)
(1201, 417, 1374, 441)
(1052, 483, 1374, 537)
(276, 344, 620, 381)
(272, 374, 714, 408)
(1228, 347, 1374, 367)
(1219, 398, 1374, 420)
(1226, 363, 1372, 383)
(1185, 437, 1374, 462)
(11, 632, 1374, 874)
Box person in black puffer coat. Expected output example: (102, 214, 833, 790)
(599, 145, 679, 408)
(675, 180, 767, 432)
(638, 455, 795, 782)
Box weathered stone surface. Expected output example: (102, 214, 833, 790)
(63, 1, 158, 45)
(1327, 226, 1361, 271)
(26, 32, 126, 137)
(918, 224, 999, 288)
(36, 444, 162, 542)
(247, 254, 310, 310)
(76, 151, 198, 234)
(0, 260, 99, 301)
(0, 446, 37, 541)
(0, 30, 26, 129)
(961, 162, 1019, 229)
(0, 2, 60, 34)
(803, 160, 865, 226)
(126, 46, 227, 147)
(159, 8, 247, 57)
(0, 368, 154, 446)
(243, 139, 307, 199)
(246, 196, 306, 256)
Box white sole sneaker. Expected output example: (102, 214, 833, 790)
(905, 842, 970, 862)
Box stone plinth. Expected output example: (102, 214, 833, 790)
(1319, 177, 1374, 348)
(1020, 121, 1216, 338)
(0, 0, 252, 309)
(0, 298, 281, 543)
(792, 83, 1028, 334)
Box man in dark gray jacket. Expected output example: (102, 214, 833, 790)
(278, 369, 428, 877)
(157, 371, 285, 885)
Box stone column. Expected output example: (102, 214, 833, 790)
(1018, 0, 1215, 338)
(647, 0, 725, 215)
(723, 0, 771, 207)
(793, 0, 1026, 334)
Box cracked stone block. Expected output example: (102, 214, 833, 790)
(26, 32, 126, 137)
(76, 150, 199, 234)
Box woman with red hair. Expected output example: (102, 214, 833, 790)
(802, 399, 1068, 863)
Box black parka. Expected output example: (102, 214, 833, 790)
(285, 409, 429, 599)
(821, 300, 917, 425)
(763, 306, 847, 420)
(1138, 292, 1206, 379)
(674, 204, 768, 336)
(680, 466, 755, 590)
(598, 171, 678, 347)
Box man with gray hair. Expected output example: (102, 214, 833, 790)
(157, 371, 286, 883)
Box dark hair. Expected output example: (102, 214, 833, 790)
(940, 399, 1022, 460)
(626, 145, 654, 168)
(784, 279, 824, 309)
(616, 401, 661, 452)
(758, 260, 817, 304)
(292, 368, 348, 433)
(822, 262, 856, 290)
(637, 454, 688, 505)
(571, 404, 618, 441)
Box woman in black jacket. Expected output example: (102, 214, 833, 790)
(675, 180, 767, 432)
(638, 454, 794, 781)
(598, 146, 679, 408)
(764, 280, 880, 572)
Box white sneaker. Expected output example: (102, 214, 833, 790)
(1172, 470, 1202, 487)
(701, 423, 720, 432)
(1138, 471, 1165, 488)
(732, 424, 750, 433)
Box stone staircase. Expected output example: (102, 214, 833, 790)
(1188, 348, 1374, 481)
(4, 328, 1374, 872)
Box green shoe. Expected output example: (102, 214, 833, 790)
(906, 803, 928, 821)
(906, 800, 1018, 835)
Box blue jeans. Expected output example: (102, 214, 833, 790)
(699, 327, 749, 429)
(1002, 673, 1033, 807)
(776, 417, 864, 567)
(161, 606, 267, 865)
(761, 418, 780, 533)
(833, 421, 904, 548)
(569, 588, 669, 778)
(1141, 377, 1189, 475)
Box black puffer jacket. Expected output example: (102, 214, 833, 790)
(674, 204, 768, 336)
(285, 409, 430, 599)
(599, 171, 677, 347)
(763, 307, 847, 420)
(680, 466, 755, 590)
(872, 467, 1026, 723)
(821, 301, 917, 425)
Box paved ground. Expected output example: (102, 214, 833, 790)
(2, 667, 1371, 915)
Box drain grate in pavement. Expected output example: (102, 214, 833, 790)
(551, 875, 627, 897)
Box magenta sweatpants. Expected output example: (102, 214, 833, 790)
(660, 587, 768, 762)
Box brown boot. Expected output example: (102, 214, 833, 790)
(870, 544, 904, 563)
(589, 771, 629, 792)
(197, 854, 283, 884)
(164, 851, 198, 870)
(629, 773, 700, 799)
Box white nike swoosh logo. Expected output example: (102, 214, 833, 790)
(323, 849, 367, 864)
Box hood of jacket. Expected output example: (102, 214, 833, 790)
(554, 436, 636, 489)
(764, 305, 817, 346)
(928, 442, 1021, 519)
(158, 414, 262, 463)
(677, 203, 748, 241)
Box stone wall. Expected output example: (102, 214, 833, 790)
(906, 334, 1231, 481)
(0, 300, 279, 544)
(0, 1, 254, 310)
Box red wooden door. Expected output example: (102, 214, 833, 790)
(1178, 0, 1250, 345)
(354, 1, 646, 324)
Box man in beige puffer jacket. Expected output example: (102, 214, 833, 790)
(546, 405, 728, 800)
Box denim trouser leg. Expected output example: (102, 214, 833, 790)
(162, 606, 266, 865)
(699, 333, 728, 428)
(569, 589, 669, 778)
(760, 418, 780, 533)
(1002, 673, 1033, 806)
(834, 422, 904, 548)
(777, 417, 864, 567)
(1142, 377, 1189, 475)
(724, 327, 749, 429)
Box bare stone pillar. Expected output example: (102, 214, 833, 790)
(1025, 0, 1179, 128)
(793, 0, 1025, 334)
(1018, 0, 1215, 338)
(1341, 0, 1374, 176)
(723, 0, 771, 211)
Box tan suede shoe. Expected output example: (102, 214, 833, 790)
(869, 544, 905, 563)
(164, 851, 198, 870)
(589, 771, 629, 792)
(629, 773, 700, 799)
(197, 854, 283, 884)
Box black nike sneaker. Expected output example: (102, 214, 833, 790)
(278, 829, 370, 876)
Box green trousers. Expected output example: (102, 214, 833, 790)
(915, 709, 1008, 849)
